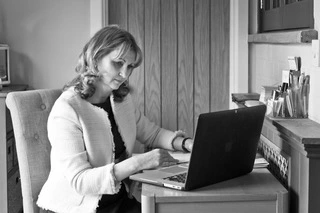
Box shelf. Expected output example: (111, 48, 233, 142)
(248, 29, 318, 44)
(261, 114, 320, 213)
(265, 116, 320, 146)
(0, 85, 28, 98)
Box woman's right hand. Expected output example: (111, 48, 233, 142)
(114, 149, 178, 182)
(136, 149, 179, 171)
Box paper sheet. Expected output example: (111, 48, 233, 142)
(254, 157, 269, 168)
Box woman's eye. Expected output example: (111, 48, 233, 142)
(114, 61, 124, 67)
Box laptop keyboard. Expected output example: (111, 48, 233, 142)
(164, 173, 187, 183)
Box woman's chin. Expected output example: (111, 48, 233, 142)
(110, 82, 122, 90)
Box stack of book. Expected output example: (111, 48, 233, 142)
(231, 93, 260, 107)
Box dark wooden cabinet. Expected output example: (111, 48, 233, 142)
(259, 0, 313, 32)
(260, 116, 320, 213)
(0, 85, 27, 213)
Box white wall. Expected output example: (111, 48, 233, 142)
(0, 0, 90, 89)
(249, 1, 320, 123)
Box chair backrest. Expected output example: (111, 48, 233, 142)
(6, 89, 62, 213)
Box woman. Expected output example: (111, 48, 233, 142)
(37, 25, 193, 213)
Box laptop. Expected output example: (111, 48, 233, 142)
(130, 105, 267, 191)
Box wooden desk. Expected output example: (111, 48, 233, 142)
(141, 168, 288, 213)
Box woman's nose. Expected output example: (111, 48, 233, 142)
(119, 68, 131, 78)
(119, 70, 127, 78)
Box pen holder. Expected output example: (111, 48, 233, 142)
(268, 86, 309, 119)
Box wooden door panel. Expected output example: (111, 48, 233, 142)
(145, 0, 161, 126)
(128, 0, 145, 112)
(194, 0, 210, 133)
(177, 0, 194, 135)
(161, 0, 178, 131)
(108, 0, 230, 137)
(211, 0, 230, 112)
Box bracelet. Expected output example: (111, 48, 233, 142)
(171, 137, 177, 150)
(170, 130, 186, 150)
(181, 137, 191, 152)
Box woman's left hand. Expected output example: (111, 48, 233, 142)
(185, 138, 193, 152)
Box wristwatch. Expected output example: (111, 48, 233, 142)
(181, 137, 191, 152)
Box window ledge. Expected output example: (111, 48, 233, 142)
(248, 29, 318, 44)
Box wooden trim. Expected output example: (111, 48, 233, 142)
(230, 0, 249, 107)
(108, 0, 127, 29)
(248, 29, 318, 44)
(90, 0, 107, 36)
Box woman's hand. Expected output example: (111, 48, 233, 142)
(184, 138, 194, 152)
(135, 149, 179, 171)
(114, 149, 178, 181)
(172, 137, 194, 152)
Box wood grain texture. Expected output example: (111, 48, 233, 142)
(128, 0, 145, 113)
(161, 0, 178, 131)
(108, 0, 230, 133)
(248, 29, 318, 44)
(211, 0, 230, 112)
(145, 0, 161, 126)
(177, 0, 194, 136)
(108, 0, 127, 29)
(194, 0, 210, 133)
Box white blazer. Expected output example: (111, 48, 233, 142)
(37, 89, 177, 213)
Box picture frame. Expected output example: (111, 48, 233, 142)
(0, 44, 10, 85)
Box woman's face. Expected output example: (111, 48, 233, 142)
(96, 47, 136, 91)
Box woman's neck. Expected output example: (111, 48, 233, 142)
(87, 85, 112, 104)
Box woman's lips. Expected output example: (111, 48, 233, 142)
(113, 79, 123, 84)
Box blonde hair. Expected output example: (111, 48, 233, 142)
(64, 25, 143, 102)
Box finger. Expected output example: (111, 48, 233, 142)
(162, 154, 178, 163)
(161, 161, 178, 167)
(163, 158, 179, 166)
(185, 140, 193, 151)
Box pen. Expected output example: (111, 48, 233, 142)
(298, 73, 305, 89)
(302, 75, 310, 118)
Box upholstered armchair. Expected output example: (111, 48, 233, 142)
(6, 89, 62, 213)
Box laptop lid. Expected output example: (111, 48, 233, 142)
(130, 105, 266, 191)
(184, 104, 266, 190)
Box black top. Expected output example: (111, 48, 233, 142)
(93, 97, 126, 159)
(93, 97, 127, 209)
